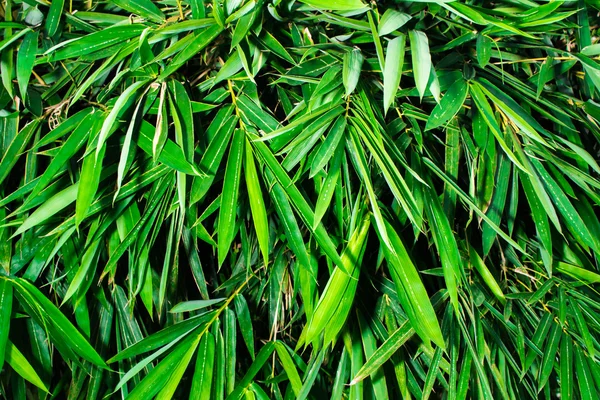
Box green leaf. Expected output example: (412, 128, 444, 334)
(347, 131, 390, 250)
(108, 313, 212, 363)
(251, 134, 346, 271)
(5, 341, 48, 392)
(47, 24, 146, 62)
(531, 158, 599, 252)
(351, 322, 414, 384)
(313, 139, 344, 228)
(0, 120, 39, 188)
(468, 82, 526, 172)
(159, 24, 222, 78)
(383, 34, 405, 114)
(0, 278, 12, 371)
(168, 80, 194, 160)
(190, 332, 216, 400)
(357, 312, 388, 399)
(218, 129, 245, 266)
(76, 148, 104, 227)
(274, 342, 302, 396)
(28, 112, 95, 201)
(425, 77, 467, 131)
(45, 0, 64, 37)
(423, 157, 525, 254)
(378, 219, 445, 348)
(170, 299, 226, 313)
(95, 80, 148, 161)
(560, 336, 573, 400)
(227, 342, 276, 400)
(572, 302, 595, 358)
(310, 116, 346, 177)
(112, 0, 165, 23)
(116, 94, 147, 199)
(234, 294, 255, 359)
(13, 183, 79, 237)
(127, 331, 202, 400)
(468, 245, 505, 303)
(343, 48, 363, 96)
(10, 277, 107, 368)
(245, 140, 269, 267)
(137, 120, 201, 176)
(578, 54, 600, 94)
(378, 10, 411, 36)
(409, 30, 431, 100)
(556, 261, 600, 284)
(153, 82, 169, 163)
(190, 110, 237, 204)
(296, 348, 327, 400)
(266, 170, 311, 271)
(62, 239, 100, 305)
(422, 345, 443, 400)
(574, 346, 595, 400)
(476, 34, 492, 68)
(305, 215, 370, 346)
(424, 186, 461, 311)
(296, 0, 366, 11)
(538, 322, 561, 392)
(482, 153, 511, 255)
(16, 30, 37, 103)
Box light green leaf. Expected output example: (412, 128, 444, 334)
(383, 34, 405, 114)
(351, 322, 414, 384)
(170, 299, 226, 313)
(218, 129, 245, 266)
(409, 30, 431, 100)
(378, 219, 445, 348)
(113, 0, 165, 23)
(95, 80, 148, 161)
(13, 183, 79, 237)
(305, 216, 370, 345)
(5, 341, 48, 392)
(343, 48, 363, 97)
(10, 277, 107, 368)
(296, 0, 366, 11)
(378, 10, 411, 36)
(190, 332, 216, 400)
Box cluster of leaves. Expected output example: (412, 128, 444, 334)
(2, 0, 600, 398)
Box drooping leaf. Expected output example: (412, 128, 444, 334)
(409, 30, 431, 100)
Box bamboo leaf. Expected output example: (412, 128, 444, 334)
(0, 279, 12, 371)
(5, 341, 48, 392)
(218, 129, 245, 266)
(351, 322, 414, 384)
(245, 140, 269, 266)
(343, 48, 363, 97)
(45, 0, 64, 37)
(112, 0, 165, 23)
(10, 277, 107, 368)
(378, 10, 411, 36)
(305, 216, 370, 345)
(296, 0, 366, 11)
(425, 78, 467, 131)
(409, 30, 431, 100)
(383, 35, 405, 114)
(190, 332, 216, 400)
(16, 30, 37, 103)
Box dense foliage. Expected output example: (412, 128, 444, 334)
(2, 0, 600, 398)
